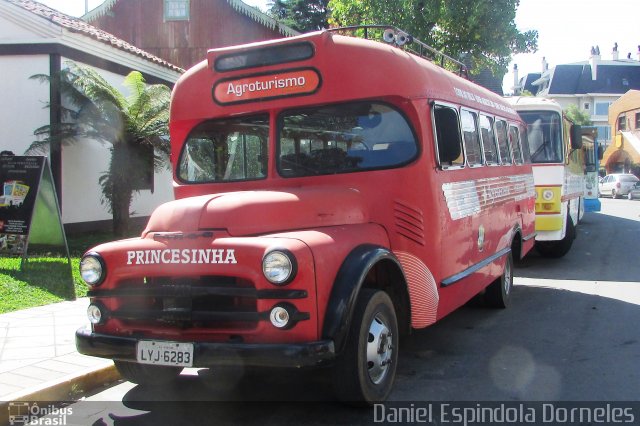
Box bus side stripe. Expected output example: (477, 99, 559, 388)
(441, 247, 511, 287)
(443, 174, 535, 220)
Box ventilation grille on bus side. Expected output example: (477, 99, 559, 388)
(394, 200, 425, 245)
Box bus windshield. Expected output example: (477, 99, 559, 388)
(519, 111, 563, 163)
(178, 115, 269, 183)
(277, 101, 417, 177)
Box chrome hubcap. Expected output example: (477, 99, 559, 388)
(366, 313, 393, 384)
(504, 259, 512, 295)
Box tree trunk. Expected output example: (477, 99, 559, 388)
(110, 144, 134, 237)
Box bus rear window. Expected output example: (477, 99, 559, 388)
(178, 115, 269, 183)
(277, 102, 417, 177)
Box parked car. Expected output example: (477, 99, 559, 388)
(599, 173, 639, 198)
(627, 182, 640, 200)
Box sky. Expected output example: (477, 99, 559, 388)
(38, 0, 639, 93)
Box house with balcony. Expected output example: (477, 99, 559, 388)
(602, 90, 640, 174)
(516, 45, 640, 148)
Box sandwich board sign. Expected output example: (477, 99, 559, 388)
(0, 155, 71, 277)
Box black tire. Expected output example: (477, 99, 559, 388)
(535, 215, 575, 258)
(332, 289, 398, 405)
(485, 252, 513, 309)
(612, 189, 618, 199)
(114, 360, 182, 386)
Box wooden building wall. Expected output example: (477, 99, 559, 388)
(88, 0, 288, 70)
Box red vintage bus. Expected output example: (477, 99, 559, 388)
(76, 26, 536, 404)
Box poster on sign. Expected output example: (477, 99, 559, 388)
(0, 156, 71, 274)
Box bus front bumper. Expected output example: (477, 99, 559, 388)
(76, 326, 335, 369)
(535, 215, 563, 232)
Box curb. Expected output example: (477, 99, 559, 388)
(0, 364, 120, 425)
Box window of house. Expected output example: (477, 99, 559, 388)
(635, 113, 640, 129)
(460, 109, 482, 166)
(594, 125, 611, 143)
(594, 102, 611, 116)
(164, 0, 190, 21)
(618, 115, 626, 131)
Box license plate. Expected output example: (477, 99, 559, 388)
(136, 340, 194, 367)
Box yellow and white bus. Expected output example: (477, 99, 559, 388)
(506, 97, 584, 258)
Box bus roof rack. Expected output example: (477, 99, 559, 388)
(326, 25, 469, 79)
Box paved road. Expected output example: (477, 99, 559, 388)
(52, 198, 640, 425)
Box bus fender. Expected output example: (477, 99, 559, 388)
(321, 244, 404, 355)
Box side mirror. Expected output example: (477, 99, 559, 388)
(570, 124, 583, 149)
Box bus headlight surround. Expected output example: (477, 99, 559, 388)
(269, 305, 291, 328)
(87, 303, 107, 325)
(542, 189, 554, 201)
(80, 253, 106, 286)
(262, 249, 297, 285)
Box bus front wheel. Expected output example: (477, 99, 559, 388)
(332, 289, 398, 405)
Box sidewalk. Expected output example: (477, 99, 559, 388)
(0, 298, 119, 408)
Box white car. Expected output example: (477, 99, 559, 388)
(599, 173, 639, 198)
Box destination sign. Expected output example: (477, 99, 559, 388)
(213, 69, 320, 105)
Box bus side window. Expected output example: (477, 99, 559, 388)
(480, 114, 498, 165)
(495, 119, 511, 165)
(509, 125, 523, 165)
(520, 124, 532, 163)
(461, 109, 482, 167)
(433, 104, 463, 168)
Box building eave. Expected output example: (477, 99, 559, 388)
(226, 0, 299, 36)
(81, 0, 117, 21)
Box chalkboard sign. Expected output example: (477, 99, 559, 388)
(0, 156, 70, 270)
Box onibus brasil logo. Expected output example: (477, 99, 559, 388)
(8, 402, 72, 425)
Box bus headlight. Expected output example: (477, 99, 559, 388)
(87, 303, 106, 325)
(262, 250, 297, 285)
(269, 305, 291, 328)
(80, 253, 106, 286)
(542, 189, 554, 201)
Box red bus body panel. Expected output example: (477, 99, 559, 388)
(77, 30, 535, 367)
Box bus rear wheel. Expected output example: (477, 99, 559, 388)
(535, 215, 575, 258)
(485, 252, 513, 308)
(332, 289, 398, 405)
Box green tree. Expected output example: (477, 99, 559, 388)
(29, 63, 172, 237)
(269, 0, 329, 32)
(328, 0, 537, 73)
(565, 104, 592, 125)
